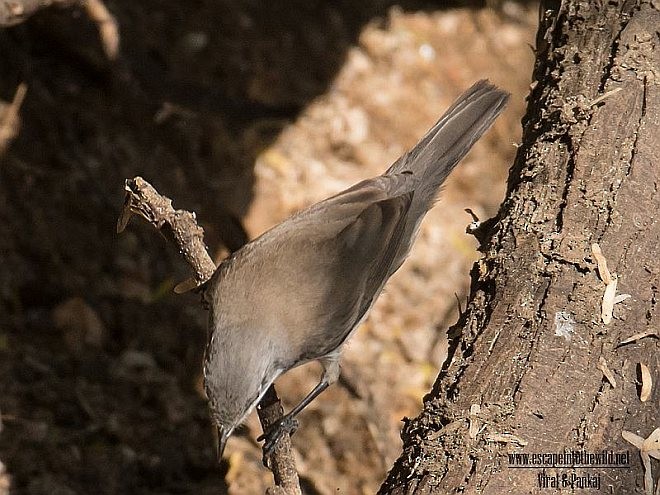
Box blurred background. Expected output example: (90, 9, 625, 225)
(0, 1, 536, 493)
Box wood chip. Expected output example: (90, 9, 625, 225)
(643, 428, 660, 459)
(598, 357, 617, 388)
(589, 86, 623, 107)
(643, 451, 653, 495)
(592, 244, 623, 324)
(484, 432, 527, 446)
(640, 363, 652, 402)
(601, 275, 618, 324)
(642, 429, 660, 495)
(591, 243, 612, 284)
(613, 293, 631, 304)
(622, 430, 643, 449)
(469, 404, 481, 439)
(619, 330, 660, 346)
(623, 428, 660, 495)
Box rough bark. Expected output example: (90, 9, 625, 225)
(380, 1, 660, 494)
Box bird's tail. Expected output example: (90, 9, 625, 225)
(386, 79, 509, 209)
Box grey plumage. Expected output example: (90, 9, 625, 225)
(203, 80, 510, 457)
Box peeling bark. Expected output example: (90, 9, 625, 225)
(380, 1, 660, 493)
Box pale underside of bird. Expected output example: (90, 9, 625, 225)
(202, 80, 510, 460)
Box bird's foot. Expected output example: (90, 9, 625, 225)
(257, 415, 299, 466)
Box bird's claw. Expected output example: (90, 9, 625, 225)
(257, 416, 299, 466)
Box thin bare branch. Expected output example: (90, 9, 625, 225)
(0, 0, 119, 60)
(81, 0, 119, 59)
(118, 176, 301, 494)
(118, 176, 216, 287)
(259, 387, 302, 495)
(0, 0, 73, 27)
(0, 83, 27, 154)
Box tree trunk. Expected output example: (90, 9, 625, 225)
(380, 1, 659, 493)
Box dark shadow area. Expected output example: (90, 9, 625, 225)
(0, 0, 536, 493)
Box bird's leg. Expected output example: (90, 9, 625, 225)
(258, 355, 340, 462)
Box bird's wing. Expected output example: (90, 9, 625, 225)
(337, 186, 413, 303)
(270, 175, 415, 359)
(208, 173, 416, 363)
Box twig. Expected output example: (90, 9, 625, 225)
(81, 0, 119, 59)
(0, 0, 72, 26)
(0, 0, 119, 60)
(0, 83, 27, 154)
(118, 176, 301, 493)
(0, 0, 61, 26)
(258, 386, 302, 495)
(117, 177, 216, 288)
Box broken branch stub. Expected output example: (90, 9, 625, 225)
(118, 176, 215, 289)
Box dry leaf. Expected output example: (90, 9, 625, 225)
(116, 192, 133, 233)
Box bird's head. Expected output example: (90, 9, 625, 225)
(204, 325, 282, 460)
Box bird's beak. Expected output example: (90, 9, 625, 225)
(217, 426, 230, 461)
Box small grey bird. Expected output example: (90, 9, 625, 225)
(203, 80, 509, 458)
